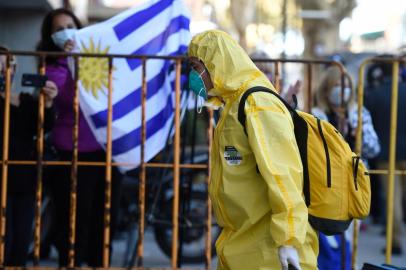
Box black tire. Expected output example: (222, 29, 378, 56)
(153, 190, 220, 264)
(28, 194, 55, 259)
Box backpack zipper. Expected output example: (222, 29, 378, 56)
(352, 156, 360, 191)
(317, 118, 332, 188)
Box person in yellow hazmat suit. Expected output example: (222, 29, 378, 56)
(187, 30, 319, 270)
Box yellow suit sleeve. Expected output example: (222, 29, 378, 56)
(245, 93, 308, 248)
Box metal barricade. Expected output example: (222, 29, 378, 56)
(354, 57, 406, 267)
(0, 50, 213, 270)
(0, 51, 359, 270)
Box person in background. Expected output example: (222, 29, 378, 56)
(0, 46, 57, 266)
(312, 66, 380, 269)
(364, 58, 406, 256)
(37, 8, 122, 266)
(312, 66, 380, 160)
(362, 58, 395, 227)
(249, 50, 302, 107)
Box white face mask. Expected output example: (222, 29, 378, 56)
(51, 28, 77, 50)
(329, 86, 351, 106)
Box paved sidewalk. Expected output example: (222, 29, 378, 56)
(110, 224, 405, 269)
(33, 224, 405, 269)
(357, 224, 405, 268)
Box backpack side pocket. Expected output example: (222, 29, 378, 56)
(348, 156, 371, 219)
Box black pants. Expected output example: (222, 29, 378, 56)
(5, 193, 35, 266)
(52, 150, 122, 267)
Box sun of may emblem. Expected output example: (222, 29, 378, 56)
(79, 38, 114, 99)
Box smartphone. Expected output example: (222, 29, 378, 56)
(21, 74, 48, 88)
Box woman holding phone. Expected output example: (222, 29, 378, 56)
(37, 8, 122, 267)
(0, 46, 57, 266)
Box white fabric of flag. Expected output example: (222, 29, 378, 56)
(72, 0, 191, 171)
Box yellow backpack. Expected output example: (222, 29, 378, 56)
(238, 86, 371, 235)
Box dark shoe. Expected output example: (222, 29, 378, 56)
(381, 246, 403, 256)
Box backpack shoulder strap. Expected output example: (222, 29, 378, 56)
(237, 86, 295, 134)
(238, 87, 310, 206)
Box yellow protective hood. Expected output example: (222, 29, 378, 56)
(188, 30, 276, 99)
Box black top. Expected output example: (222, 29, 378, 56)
(365, 80, 406, 161)
(0, 93, 55, 194)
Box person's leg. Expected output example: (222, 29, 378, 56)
(105, 167, 123, 266)
(378, 161, 403, 253)
(4, 196, 14, 266)
(86, 165, 105, 267)
(7, 194, 35, 266)
(86, 152, 123, 267)
(369, 159, 385, 224)
(391, 163, 403, 250)
(110, 167, 123, 252)
(74, 152, 98, 266)
(52, 151, 73, 266)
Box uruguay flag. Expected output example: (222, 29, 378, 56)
(73, 0, 191, 171)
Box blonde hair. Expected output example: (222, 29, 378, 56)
(314, 66, 354, 111)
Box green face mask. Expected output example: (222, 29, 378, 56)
(188, 69, 207, 99)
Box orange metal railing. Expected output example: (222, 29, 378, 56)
(0, 50, 371, 270)
(354, 57, 406, 267)
(0, 50, 212, 270)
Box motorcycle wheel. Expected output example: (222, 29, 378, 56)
(153, 190, 220, 264)
(28, 194, 55, 260)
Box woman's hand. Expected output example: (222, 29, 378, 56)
(282, 80, 301, 108)
(64, 39, 75, 52)
(42, 80, 58, 108)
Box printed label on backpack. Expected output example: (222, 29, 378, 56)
(224, 146, 242, 165)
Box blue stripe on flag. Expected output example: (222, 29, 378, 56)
(91, 61, 170, 128)
(111, 96, 173, 155)
(91, 45, 188, 129)
(173, 44, 188, 55)
(113, 0, 174, 41)
(126, 16, 190, 70)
